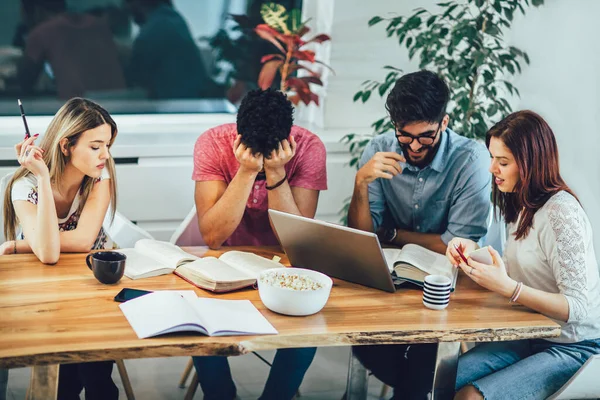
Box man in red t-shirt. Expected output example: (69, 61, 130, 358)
(191, 88, 327, 400)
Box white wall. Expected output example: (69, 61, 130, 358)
(320, 0, 600, 259)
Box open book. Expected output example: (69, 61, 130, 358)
(119, 290, 278, 339)
(383, 244, 458, 290)
(120, 239, 203, 280)
(174, 251, 283, 292)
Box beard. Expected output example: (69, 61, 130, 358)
(399, 140, 442, 169)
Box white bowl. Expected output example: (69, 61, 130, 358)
(258, 268, 333, 316)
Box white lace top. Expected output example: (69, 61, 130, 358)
(504, 191, 600, 343)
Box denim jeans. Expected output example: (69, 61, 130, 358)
(0, 369, 7, 400)
(352, 344, 438, 400)
(57, 361, 118, 400)
(192, 347, 316, 400)
(456, 338, 600, 399)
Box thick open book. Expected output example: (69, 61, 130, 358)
(383, 244, 458, 290)
(174, 251, 283, 293)
(119, 290, 278, 339)
(120, 239, 203, 280)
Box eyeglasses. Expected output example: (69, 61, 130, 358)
(395, 120, 443, 146)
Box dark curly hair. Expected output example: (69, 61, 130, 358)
(236, 88, 294, 155)
(385, 70, 449, 129)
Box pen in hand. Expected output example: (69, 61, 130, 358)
(453, 244, 469, 264)
(18, 99, 31, 139)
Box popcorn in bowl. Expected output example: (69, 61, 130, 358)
(260, 270, 323, 291)
(258, 267, 333, 316)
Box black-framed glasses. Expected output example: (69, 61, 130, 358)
(395, 119, 444, 146)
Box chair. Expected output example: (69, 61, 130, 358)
(169, 206, 205, 246)
(103, 208, 154, 248)
(548, 354, 600, 399)
(479, 205, 506, 255)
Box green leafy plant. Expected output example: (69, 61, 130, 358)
(255, 3, 333, 105)
(339, 0, 544, 221)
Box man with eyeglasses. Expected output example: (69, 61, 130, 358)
(347, 70, 491, 399)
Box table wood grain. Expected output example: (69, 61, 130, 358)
(0, 247, 561, 369)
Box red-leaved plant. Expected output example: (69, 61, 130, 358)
(255, 3, 332, 106)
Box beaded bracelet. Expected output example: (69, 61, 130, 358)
(509, 281, 523, 303)
(13, 240, 17, 254)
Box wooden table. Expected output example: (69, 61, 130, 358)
(0, 247, 560, 399)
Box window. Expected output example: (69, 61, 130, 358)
(0, 0, 302, 116)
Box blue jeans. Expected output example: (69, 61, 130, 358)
(456, 338, 600, 399)
(57, 361, 118, 400)
(192, 347, 316, 400)
(353, 344, 437, 400)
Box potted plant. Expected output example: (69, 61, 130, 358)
(254, 3, 333, 106)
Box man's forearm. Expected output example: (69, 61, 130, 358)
(347, 180, 374, 232)
(201, 171, 256, 248)
(392, 230, 447, 255)
(265, 168, 301, 216)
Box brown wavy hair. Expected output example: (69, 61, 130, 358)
(486, 110, 577, 240)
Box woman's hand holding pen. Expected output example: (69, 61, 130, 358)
(446, 239, 516, 297)
(446, 237, 478, 267)
(15, 134, 48, 178)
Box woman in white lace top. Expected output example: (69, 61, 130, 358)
(446, 110, 600, 400)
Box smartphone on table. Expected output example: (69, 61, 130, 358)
(114, 288, 152, 302)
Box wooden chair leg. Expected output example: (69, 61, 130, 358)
(27, 364, 59, 400)
(115, 360, 135, 400)
(184, 371, 199, 400)
(178, 358, 194, 388)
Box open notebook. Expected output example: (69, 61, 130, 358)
(120, 240, 283, 292)
(383, 244, 458, 290)
(174, 251, 283, 292)
(119, 291, 278, 339)
(120, 239, 203, 280)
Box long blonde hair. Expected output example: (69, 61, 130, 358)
(3, 98, 118, 240)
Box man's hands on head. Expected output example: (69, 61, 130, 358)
(356, 152, 406, 186)
(264, 135, 296, 173)
(234, 134, 263, 174)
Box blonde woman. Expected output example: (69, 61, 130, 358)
(1, 97, 119, 399)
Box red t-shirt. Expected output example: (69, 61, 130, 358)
(192, 123, 327, 246)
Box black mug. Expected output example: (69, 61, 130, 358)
(86, 251, 126, 284)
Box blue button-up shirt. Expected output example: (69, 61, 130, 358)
(359, 129, 491, 244)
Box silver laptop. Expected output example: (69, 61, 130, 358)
(268, 209, 396, 293)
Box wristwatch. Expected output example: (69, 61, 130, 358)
(381, 228, 397, 244)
